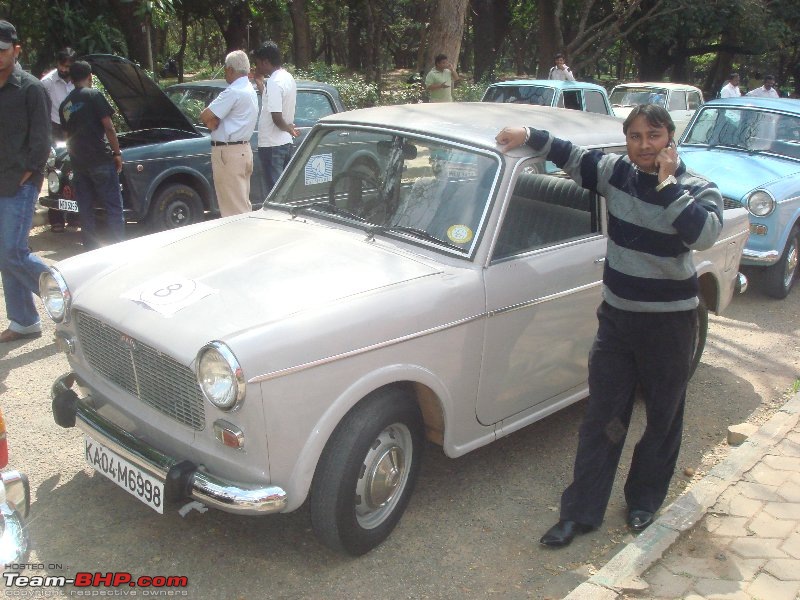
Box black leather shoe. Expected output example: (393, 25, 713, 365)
(539, 519, 594, 548)
(627, 509, 655, 532)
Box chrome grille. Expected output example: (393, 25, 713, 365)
(76, 311, 205, 430)
(723, 197, 741, 210)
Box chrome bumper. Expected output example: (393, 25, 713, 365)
(742, 248, 780, 265)
(0, 470, 30, 564)
(735, 272, 748, 294)
(51, 373, 287, 516)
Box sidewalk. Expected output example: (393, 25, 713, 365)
(565, 391, 800, 600)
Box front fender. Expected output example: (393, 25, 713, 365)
(125, 162, 214, 218)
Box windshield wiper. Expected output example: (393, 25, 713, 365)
(274, 200, 368, 222)
(366, 225, 462, 250)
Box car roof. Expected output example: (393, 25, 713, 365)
(486, 79, 608, 92)
(318, 102, 625, 153)
(612, 82, 702, 92)
(702, 97, 800, 114)
(166, 78, 340, 95)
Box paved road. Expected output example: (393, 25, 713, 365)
(2, 224, 798, 599)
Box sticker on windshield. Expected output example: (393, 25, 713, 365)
(122, 273, 215, 317)
(447, 224, 474, 244)
(305, 153, 333, 185)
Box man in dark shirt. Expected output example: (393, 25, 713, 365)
(0, 20, 52, 343)
(60, 60, 124, 250)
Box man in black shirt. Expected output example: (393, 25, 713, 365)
(60, 60, 124, 250)
(0, 20, 52, 343)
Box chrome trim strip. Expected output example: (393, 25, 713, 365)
(742, 248, 780, 264)
(489, 281, 603, 317)
(56, 375, 287, 515)
(248, 312, 487, 383)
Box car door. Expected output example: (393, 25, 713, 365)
(476, 170, 606, 425)
(668, 90, 693, 137)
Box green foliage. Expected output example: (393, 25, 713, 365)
(294, 62, 380, 109)
(453, 77, 487, 102)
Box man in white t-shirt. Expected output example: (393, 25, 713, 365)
(719, 72, 741, 98)
(253, 41, 298, 193)
(548, 53, 575, 82)
(746, 74, 780, 98)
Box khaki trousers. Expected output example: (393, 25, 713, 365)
(211, 144, 253, 217)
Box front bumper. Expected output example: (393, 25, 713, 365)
(0, 470, 30, 564)
(51, 373, 287, 516)
(742, 247, 780, 266)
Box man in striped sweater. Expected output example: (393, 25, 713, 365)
(496, 104, 723, 548)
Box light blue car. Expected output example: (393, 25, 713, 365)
(679, 97, 800, 298)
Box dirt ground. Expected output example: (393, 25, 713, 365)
(1, 224, 798, 599)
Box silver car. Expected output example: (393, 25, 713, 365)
(42, 103, 749, 556)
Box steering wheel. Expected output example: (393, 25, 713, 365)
(327, 163, 385, 222)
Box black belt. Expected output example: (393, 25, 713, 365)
(211, 140, 248, 146)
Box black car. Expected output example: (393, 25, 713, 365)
(41, 54, 346, 230)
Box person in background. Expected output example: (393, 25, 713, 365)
(496, 104, 723, 548)
(200, 50, 258, 216)
(425, 54, 459, 103)
(719, 72, 741, 98)
(60, 60, 125, 250)
(548, 53, 575, 82)
(0, 20, 52, 343)
(746, 74, 780, 98)
(41, 46, 78, 232)
(252, 41, 298, 194)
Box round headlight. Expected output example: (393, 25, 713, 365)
(196, 342, 245, 410)
(746, 190, 775, 217)
(48, 170, 62, 193)
(39, 269, 70, 323)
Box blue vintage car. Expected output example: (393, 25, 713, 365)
(482, 79, 614, 115)
(679, 97, 800, 298)
(40, 54, 345, 231)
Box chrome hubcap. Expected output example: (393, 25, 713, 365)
(785, 240, 798, 288)
(355, 423, 412, 529)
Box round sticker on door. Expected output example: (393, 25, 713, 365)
(447, 224, 474, 244)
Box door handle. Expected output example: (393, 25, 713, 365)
(594, 257, 606, 264)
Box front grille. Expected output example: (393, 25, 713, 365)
(75, 311, 206, 430)
(723, 197, 741, 210)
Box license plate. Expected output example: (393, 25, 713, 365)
(58, 198, 79, 212)
(85, 436, 165, 513)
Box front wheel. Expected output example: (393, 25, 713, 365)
(146, 183, 204, 231)
(763, 226, 799, 299)
(309, 388, 424, 555)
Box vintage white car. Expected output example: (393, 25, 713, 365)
(43, 104, 749, 556)
(610, 82, 704, 138)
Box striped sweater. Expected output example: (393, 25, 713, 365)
(527, 128, 724, 313)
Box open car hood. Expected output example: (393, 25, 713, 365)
(85, 54, 198, 134)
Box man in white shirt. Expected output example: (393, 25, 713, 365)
(548, 53, 575, 82)
(41, 47, 77, 232)
(719, 73, 741, 98)
(253, 41, 298, 193)
(200, 50, 258, 216)
(746, 75, 780, 98)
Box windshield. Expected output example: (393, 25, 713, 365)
(166, 87, 221, 125)
(683, 107, 800, 160)
(610, 87, 667, 108)
(483, 85, 556, 106)
(268, 127, 500, 255)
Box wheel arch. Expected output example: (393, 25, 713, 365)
(144, 167, 214, 217)
(697, 270, 721, 313)
(282, 366, 449, 512)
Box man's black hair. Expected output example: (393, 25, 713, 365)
(434, 53, 447, 64)
(57, 47, 76, 63)
(69, 60, 92, 82)
(729, 72, 739, 80)
(554, 53, 565, 61)
(622, 104, 675, 136)
(253, 41, 281, 67)
(764, 74, 776, 81)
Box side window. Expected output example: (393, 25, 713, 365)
(295, 92, 335, 127)
(687, 92, 702, 110)
(494, 173, 599, 260)
(668, 91, 687, 111)
(563, 90, 582, 111)
(584, 91, 608, 114)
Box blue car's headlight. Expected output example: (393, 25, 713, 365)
(746, 190, 775, 217)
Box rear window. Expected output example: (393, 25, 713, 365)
(483, 85, 556, 107)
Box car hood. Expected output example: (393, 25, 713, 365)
(86, 54, 198, 134)
(64, 213, 444, 357)
(679, 146, 800, 199)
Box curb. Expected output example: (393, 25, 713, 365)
(563, 391, 800, 600)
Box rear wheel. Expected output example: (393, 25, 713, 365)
(309, 388, 424, 555)
(763, 226, 799, 299)
(146, 183, 203, 231)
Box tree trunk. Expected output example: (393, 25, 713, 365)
(422, 0, 469, 72)
(212, 1, 251, 54)
(347, 0, 364, 71)
(108, 0, 152, 67)
(363, 0, 383, 86)
(536, 0, 564, 78)
(288, 0, 312, 69)
(470, 0, 511, 82)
